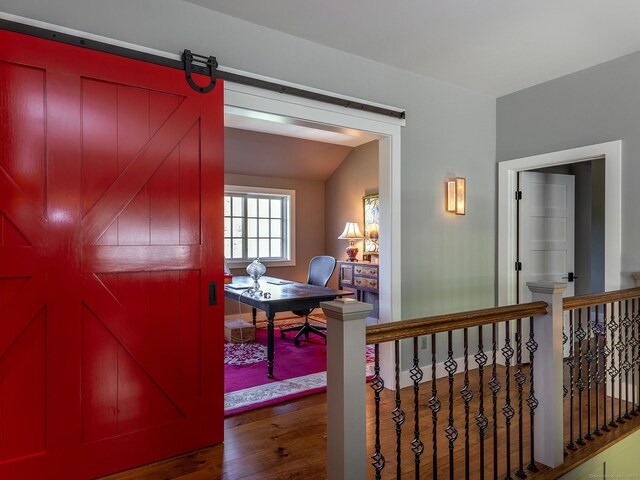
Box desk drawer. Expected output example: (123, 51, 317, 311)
(354, 265, 378, 278)
(339, 264, 354, 286)
(354, 276, 378, 290)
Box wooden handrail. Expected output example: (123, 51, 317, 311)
(563, 287, 640, 311)
(365, 302, 548, 345)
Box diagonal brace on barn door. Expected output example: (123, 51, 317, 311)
(0, 166, 48, 247)
(0, 275, 46, 359)
(81, 273, 195, 418)
(81, 97, 201, 245)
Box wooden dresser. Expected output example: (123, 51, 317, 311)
(337, 261, 379, 319)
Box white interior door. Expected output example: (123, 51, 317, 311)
(519, 171, 575, 301)
(519, 171, 575, 357)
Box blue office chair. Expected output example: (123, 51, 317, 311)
(280, 255, 336, 345)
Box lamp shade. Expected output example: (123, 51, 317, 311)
(338, 222, 364, 240)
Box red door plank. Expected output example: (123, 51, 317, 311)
(81, 307, 119, 443)
(1, 310, 46, 461)
(1, 62, 46, 208)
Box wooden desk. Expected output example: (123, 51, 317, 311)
(224, 276, 351, 378)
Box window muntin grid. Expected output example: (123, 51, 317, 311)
(224, 192, 290, 262)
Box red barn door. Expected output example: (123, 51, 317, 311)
(0, 30, 224, 479)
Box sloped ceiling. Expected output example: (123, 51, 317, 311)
(224, 127, 354, 181)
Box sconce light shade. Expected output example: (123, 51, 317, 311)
(446, 177, 466, 215)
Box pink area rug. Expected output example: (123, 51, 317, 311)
(224, 317, 374, 416)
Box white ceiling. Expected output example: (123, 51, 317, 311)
(187, 0, 640, 97)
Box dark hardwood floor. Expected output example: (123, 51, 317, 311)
(101, 365, 640, 480)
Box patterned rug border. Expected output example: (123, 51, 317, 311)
(224, 347, 376, 416)
(224, 371, 328, 415)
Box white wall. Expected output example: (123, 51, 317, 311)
(497, 50, 640, 287)
(0, 0, 497, 321)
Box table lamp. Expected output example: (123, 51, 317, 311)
(338, 222, 364, 262)
(246, 258, 266, 296)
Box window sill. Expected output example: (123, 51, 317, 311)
(227, 259, 296, 269)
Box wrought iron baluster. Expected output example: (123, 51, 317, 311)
(567, 310, 577, 450)
(635, 299, 640, 414)
(490, 323, 501, 480)
(631, 299, 639, 416)
(428, 334, 441, 480)
(616, 301, 625, 424)
(514, 318, 527, 478)
(585, 306, 594, 440)
(411, 337, 424, 480)
(563, 323, 568, 401)
(526, 317, 539, 472)
(632, 298, 640, 415)
(576, 308, 586, 446)
(622, 300, 633, 420)
(502, 321, 515, 480)
(393, 340, 405, 479)
(370, 344, 385, 479)
(593, 304, 603, 436)
(461, 329, 473, 480)
(601, 303, 611, 432)
(445, 331, 458, 480)
(608, 302, 619, 428)
(476, 325, 489, 480)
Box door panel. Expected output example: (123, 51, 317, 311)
(0, 29, 223, 479)
(519, 171, 575, 358)
(519, 171, 575, 303)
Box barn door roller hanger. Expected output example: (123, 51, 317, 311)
(182, 49, 218, 93)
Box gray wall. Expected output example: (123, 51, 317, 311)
(324, 141, 379, 289)
(497, 50, 640, 286)
(0, 0, 497, 320)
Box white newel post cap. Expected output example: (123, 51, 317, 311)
(632, 272, 640, 287)
(527, 281, 567, 295)
(321, 298, 373, 321)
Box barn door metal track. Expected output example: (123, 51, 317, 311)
(0, 18, 405, 119)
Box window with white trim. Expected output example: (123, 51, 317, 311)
(224, 186, 295, 265)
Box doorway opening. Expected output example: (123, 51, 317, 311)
(498, 140, 622, 307)
(518, 159, 605, 304)
(222, 80, 403, 412)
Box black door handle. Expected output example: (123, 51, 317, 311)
(209, 281, 217, 305)
(562, 272, 578, 282)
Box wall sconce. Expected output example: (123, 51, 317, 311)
(446, 177, 466, 215)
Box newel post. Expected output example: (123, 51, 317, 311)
(632, 272, 640, 287)
(527, 281, 567, 468)
(321, 298, 373, 480)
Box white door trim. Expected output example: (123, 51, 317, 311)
(224, 81, 403, 383)
(498, 140, 622, 306)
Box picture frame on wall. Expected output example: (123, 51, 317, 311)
(363, 194, 379, 262)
